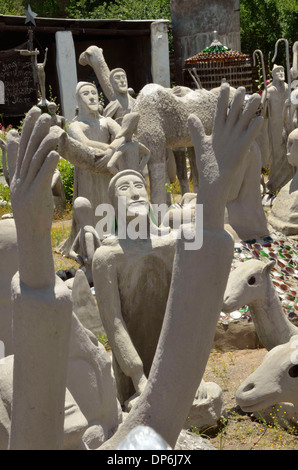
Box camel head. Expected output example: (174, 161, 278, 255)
(79, 46, 104, 67)
(236, 335, 298, 412)
(222, 259, 275, 313)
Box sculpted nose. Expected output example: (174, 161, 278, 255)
(242, 382, 255, 393)
(236, 380, 256, 406)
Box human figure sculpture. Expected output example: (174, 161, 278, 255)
(106, 112, 150, 175)
(69, 82, 123, 208)
(92, 169, 177, 406)
(97, 83, 264, 450)
(261, 64, 292, 193)
(35, 48, 48, 107)
(58, 82, 124, 254)
(69, 197, 101, 286)
(6, 106, 121, 449)
(103, 68, 136, 125)
(268, 128, 298, 237)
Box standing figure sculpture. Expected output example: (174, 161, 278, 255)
(262, 64, 292, 192)
(35, 48, 48, 107)
(58, 82, 124, 254)
(103, 68, 135, 125)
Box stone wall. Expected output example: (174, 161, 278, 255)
(170, 0, 241, 85)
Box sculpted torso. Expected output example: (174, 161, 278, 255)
(93, 232, 177, 403)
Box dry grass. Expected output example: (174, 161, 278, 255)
(194, 349, 298, 450)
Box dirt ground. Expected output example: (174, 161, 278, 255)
(200, 348, 298, 450)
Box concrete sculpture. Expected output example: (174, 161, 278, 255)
(99, 83, 263, 449)
(79, 46, 135, 125)
(5, 106, 121, 449)
(236, 335, 298, 414)
(93, 168, 226, 431)
(69, 197, 101, 286)
(64, 46, 269, 241)
(8, 107, 73, 450)
(59, 81, 124, 254)
(261, 64, 292, 193)
(0, 356, 89, 450)
(106, 112, 150, 175)
(92, 169, 177, 406)
(0, 219, 18, 357)
(104, 68, 136, 124)
(35, 47, 48, 107)
(222, 259, 298, 351)
(268, 128, 298, 238)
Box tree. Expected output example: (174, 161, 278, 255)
(240, 0, 298, 66)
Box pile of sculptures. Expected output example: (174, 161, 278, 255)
(1, 34, 298, 451)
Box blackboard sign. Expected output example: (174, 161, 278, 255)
(0, 42, 38, 117)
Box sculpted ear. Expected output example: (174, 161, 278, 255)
(262, 260, 275, 276)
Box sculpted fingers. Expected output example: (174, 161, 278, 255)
(236, 93, 262, 134)
(23, 131, 60, 190)
(226, 87, 246, 131)
(20, 113, 52, 180)
(213, 83, 230, 132)
(188, 114, 206, 148)
(16, 106, 41, 176)
(30, 150, 60, 195)
(239, 114, 264, 158)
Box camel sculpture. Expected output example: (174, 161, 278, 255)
(222, 259, 298, 351)
(79, 46, 218, 204)
(76, 46, 269, 241)
(236, 334, 298, 414)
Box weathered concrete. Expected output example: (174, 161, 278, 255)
(55, 31, 78, 122)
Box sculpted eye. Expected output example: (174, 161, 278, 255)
(248, 276, 256, 285)
(289, 365, 298, 378)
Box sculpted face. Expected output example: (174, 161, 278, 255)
(79, 84, 99, 113)
(114, 174, 149, 217)
(272, 67, 285, 83)
(111, 71, 128, 95)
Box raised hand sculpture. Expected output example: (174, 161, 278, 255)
(9, 107, 73, 450)
(99, 84, 263, 449)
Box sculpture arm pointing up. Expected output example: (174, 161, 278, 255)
(8, 106, 73, 449)
(100, 84, 263, 449)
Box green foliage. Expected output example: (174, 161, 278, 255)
(97, 333, 111, 351)
(240, 0, 298, 65)
(58, 159, 74, 204)
(0, 183, 10, 202)
(66, 0, 173, 53)
(0, 0, 24, 15)
(66, 0, 170, 21)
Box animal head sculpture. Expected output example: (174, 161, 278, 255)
(236, 335, 298, 412)
(222, 259, 276, 313)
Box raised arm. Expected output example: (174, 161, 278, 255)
(8, 106, 72, 449)
(68, 121, 110, 152)
(100, 84, 263, 449)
